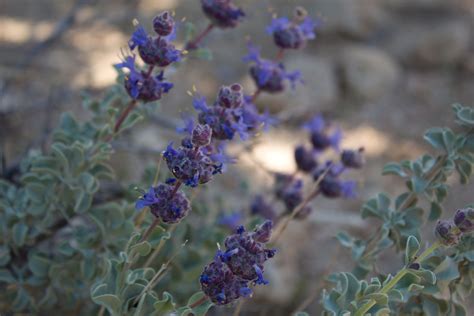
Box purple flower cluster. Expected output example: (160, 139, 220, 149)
(266, 7, 318, 50)
(201, 0, 245, 28)
(115, 12, 180, 102)
(251, 115, 364, 221)
(193, 83, 272, 141)
(436, 208, 473, 245)
(135, 184, 190, 223)
(163, 140, 221, 187)
(200, 221, 276, 305)
(244, 43, 302, 93)
(136, 82, 273, 223)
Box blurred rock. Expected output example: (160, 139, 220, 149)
(383, 0, 465, 11)
(341, 45, 399, 101)
(388, 19, 471, 67)
(313, 0, 387, 38)
(252, 55, 338, 113)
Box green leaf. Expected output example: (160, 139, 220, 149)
(336, 232, 353, 247)
(79, 172, 99, 194)
(0, 268, 16, 283)
(453, 103, 474, 126)
(294, 313, 309, 316)
(193, 48, 213, 60)
(183, 291, 214, 316)
(442, 129, 456, 155)
(25, 183, 46, 203)
(12, 222, 28, 247)
(120, 112, 144, 132)
(382, 162, 407, 177)
(405, 236, 420, 264)
(434, 257, 459, 281)
(0, 245, 11, 266)
(28, 254, 51, 277)
(407, 283, 424, 292)
(74, 190, 93, 213)
(428, 202, 443, 221)
(184, 22, 196, 42)
(153, 292, 176, 314)
(424, 128, 446, 151)
(131, 241, 152, 257)
(91, 284, 122, 316)
(456, 158, 472, 184)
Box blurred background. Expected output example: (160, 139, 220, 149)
(1, 0, 474, 314)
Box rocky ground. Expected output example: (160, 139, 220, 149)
(1, 0, 473, 315)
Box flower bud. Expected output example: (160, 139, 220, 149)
(192, 124, 213, 147)
(341, 147, 365, 169)
(201, 0, 245, 28)
(453, 208, 474, 233)
(250, 195, 276, 221)
(217, 84, 243, 108)
(435, 220, 460, 246)
(153, 11, 175, 36)
(294, 145, 317, 172)
(273, 24, 306, 49)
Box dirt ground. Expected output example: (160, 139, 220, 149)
(1, 0, 474, 315)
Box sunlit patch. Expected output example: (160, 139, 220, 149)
(0, 16, 53, 44)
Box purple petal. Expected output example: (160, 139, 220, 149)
(129, 25, 148, 50)
(242, 42, 261, 63)
(304, 115, 325, 132)
(266, 17, 290, 34)
(299, 17, 318, 39)
(341, 180, 357, 198)
(176, 114, 195, 135)
(193, 95, 209, 112)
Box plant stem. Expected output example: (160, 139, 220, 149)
(271, 165, 330, 244)
(251, 89, 260, 102)
(354, 241, 442, 316)
(139, 217, 160, 243)
(275, 48, 285, 61)
(189, 295, 209, 309)
(186, 23, 214, 50)
(143, 224, 177, 268)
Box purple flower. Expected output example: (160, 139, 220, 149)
(341, 148, 365, 169)
(135, 187, 160, 210)
(194, 84, 252, 141)
(435, 220, 460, 246)
(218, 212, 242, 230)
(176, 114, 195, 135)
(244, 43, 302, 93)
(304, 115, 342, 152)
(192, 123, 213, 147)
(250, 195, 277, 221)
(217, 83, 244, 108)
(319, 177, 356, 199)
(200, 256, 248, 305)
(267, 14, 318, 50)
(128, 25, 148, 50)
(163, 142, 221, 187)
(135, 183, 190, 223)
(201, 0, 245, 28)
(129, 25, 181, 67)
(200, 221, 275, 305)
(280, 179, 304, 211)
(453, 208, 473, 233)
(294, 145, 317, 173)
(115, 57, 174, 101)
(153, 11, 175, 36)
